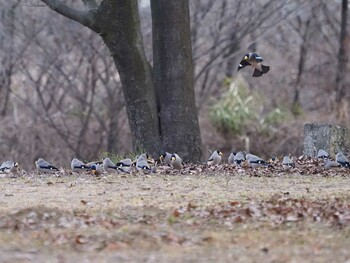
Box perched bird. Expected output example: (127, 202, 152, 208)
(171, 153, 184, 170)
(246, 153, 270, 168)
(336, 152, 350, 168)
(0, 161, 19, 174)
(317, 149, 329, 160)
(90, 163, 103, 176)
(234, 151, 246, 166)
(35, 158, 59, 173)
(282, 156, 295, 171)
(237, 52, 270, 77)
(136, 155, 152, 173)
(324, 159, 341, 170)
(159, 152, 172, 165)
(207, 150, 223, 166)
(116, 158, 133, 173)
(71, 158, 89, 172)
(102, 157, 118, 173)
(228, 152, 236, 165)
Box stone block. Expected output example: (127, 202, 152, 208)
(303, 123, 350, 158)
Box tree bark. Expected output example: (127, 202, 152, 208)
(335, 0, 348, 103)
(92, 0, 161, 155)
(151, 0, 202, 161)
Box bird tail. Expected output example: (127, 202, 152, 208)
(252, 68, 263, 77)
(261, 65, 270, 74)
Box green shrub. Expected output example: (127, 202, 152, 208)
(210, 77, 291, 136)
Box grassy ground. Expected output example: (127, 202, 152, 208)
(0, 170, 350, 262)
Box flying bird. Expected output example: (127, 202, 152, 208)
(237, 52, 270, 77)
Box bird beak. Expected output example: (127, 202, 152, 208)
(219, 151, 223, 156)
(91, 170, 96, 174)
(244, 56, 248, 60)
(171, 157, 176, 161)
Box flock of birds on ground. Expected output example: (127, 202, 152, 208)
(0, 148, 349, 177)
(0, 52, 349, 176)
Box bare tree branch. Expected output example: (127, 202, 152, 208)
(39, 0, 92, 28)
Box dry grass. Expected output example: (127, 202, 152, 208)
(0, 172, 350, 262)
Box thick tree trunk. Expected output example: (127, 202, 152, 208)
(91, 0, 161, 156)
(151, 0, 202, 161)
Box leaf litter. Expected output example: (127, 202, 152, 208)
(0, 163, 349, 261)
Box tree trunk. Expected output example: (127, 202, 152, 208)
(335, 0, 348, 120)
(151, 0, 202, 161)
(292, 18, 311, 115)
(91, 0, 161, 156)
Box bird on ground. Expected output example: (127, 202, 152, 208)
(86, 160, 103, 167)
(136, 155, 152, 173)
(207, 150, 223, 166)
(317, 149, 329, 160)
(102, 157, 118, 173)
(282, 156, 295, 171)
(324, 159, 341, 170)
(71, 158, 89, 172)
(245, 153, 271, 168)
(116, 158, 133, 173)
(234, 151, 246, 166)
(228, 152, 235, 165)
(171, 153, 184, 170)
(237, 52, 270, 77)
(136, 153, 149, 161)
(35, 158, 59, 173)
(336, 152, 350, 168)
(159, 152, 172, 166)
(90, 163, 103, 176)
(0, 161, 19, 174)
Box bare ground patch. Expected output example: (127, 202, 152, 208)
(0, 172, 350, 262)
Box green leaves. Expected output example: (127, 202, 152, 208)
(210, 77, 291, 136)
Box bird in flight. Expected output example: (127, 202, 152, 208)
(237, 52, 270, 77)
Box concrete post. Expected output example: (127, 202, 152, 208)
(303, 123, 350, 158)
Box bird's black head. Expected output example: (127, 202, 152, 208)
(90, 164, 97, 170)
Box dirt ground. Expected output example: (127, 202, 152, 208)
(0, 170, 350, 263)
